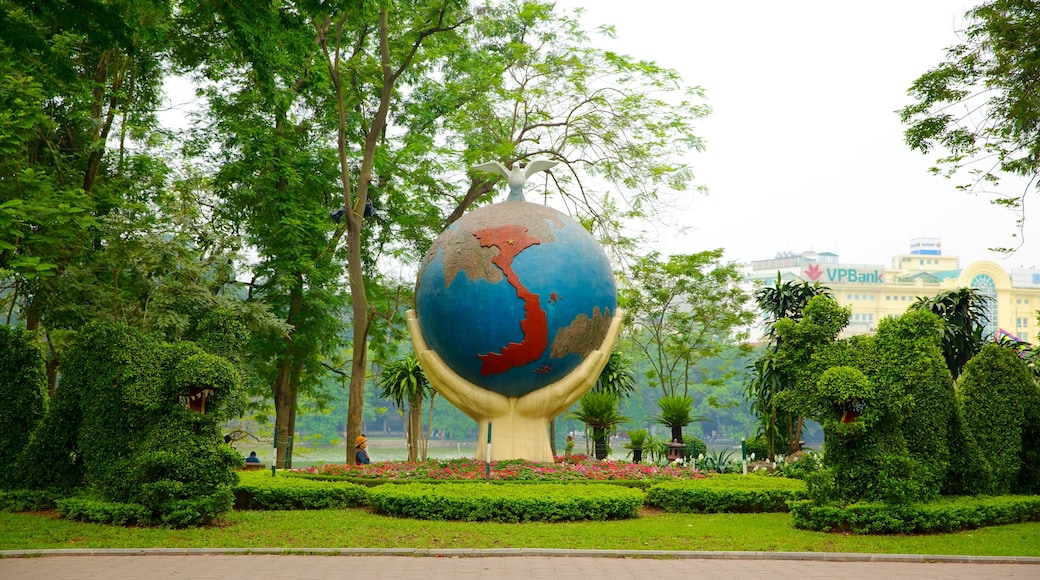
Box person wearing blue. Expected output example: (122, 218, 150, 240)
(355, 435, 371, 464)
(245, 451, 260, 464)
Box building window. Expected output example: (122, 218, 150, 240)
(971, 274, 998, 338)
(886, 295, 891, 301)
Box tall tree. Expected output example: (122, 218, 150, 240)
(900, 0, 1040, 250)
(0, 1, 255, 392)
(620, 250, 755, 398)
(397, 0, 709, 245)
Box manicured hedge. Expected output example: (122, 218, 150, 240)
(367, 482, 643, 522)
(0, 489, 59, 512)
(646, 475, 807, 513)
(789, 495, 1040, 534)
(233, 471, 368, 510)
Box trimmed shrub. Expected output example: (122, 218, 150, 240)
(646, 475, 806, 513)
(368, 482, 643, 522)
(789, 495, 1040, 534)
(15, 321, 244, 526)
(234, 471, 369, 510)
(56, 498, 150, 526)
(0, 489, 59, 512)
(0, 326, 46, 486)
(958, 344, 1037, 494)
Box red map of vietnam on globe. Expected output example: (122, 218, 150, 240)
(472, 223, 548, 375)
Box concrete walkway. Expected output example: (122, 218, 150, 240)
(2, 549, 1038, 579)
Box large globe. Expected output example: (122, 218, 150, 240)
(415, 201, 617, 398)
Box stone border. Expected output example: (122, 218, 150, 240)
(1, 548, 1039, 564)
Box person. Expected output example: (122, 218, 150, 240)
(565, 434, 575, 457)
(355, 435, 371, 464)
(245, 451, 260, 464)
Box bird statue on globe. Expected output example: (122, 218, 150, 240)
(408, 159, 622, 462)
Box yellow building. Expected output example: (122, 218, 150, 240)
(746, 238, 1040, 343)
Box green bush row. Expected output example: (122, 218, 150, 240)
(56, 493, 234, 528)
(292, 473, 655, 490)
(646, 475, 808, 513)
(56, 498, 150, 526)
(0, 489, 59, 512)
(233, 471, 368, 510)
(367, 482, 644, 522)
(789, 495, 1040, 534)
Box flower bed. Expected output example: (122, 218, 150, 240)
(292, 456, 707, 484)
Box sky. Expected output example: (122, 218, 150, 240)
(553, 0, 1040, 270)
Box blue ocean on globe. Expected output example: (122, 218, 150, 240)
(415, 201, 617, 398)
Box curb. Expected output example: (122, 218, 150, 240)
(2, 548, 1039, 564)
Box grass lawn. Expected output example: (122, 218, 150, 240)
(3, 508, 1040, 556)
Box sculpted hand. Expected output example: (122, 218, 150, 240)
(407, 309, 622, 462)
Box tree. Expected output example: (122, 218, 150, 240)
(569, 392, 629, 460)
(909, 287, 991, 379)
(621, 250, 755, 398)
(900, 0, 1040, 250)
(746, 274, 833, 458)
(0, 1, 176, 378)
(378, 354, 434, 462)
(398, 0, 709, 246)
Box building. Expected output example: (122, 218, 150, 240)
(745, 238, 1040, 343)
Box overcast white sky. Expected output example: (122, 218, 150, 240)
(555, 0, 1040, 269)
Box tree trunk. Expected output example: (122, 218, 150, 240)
(593, 427, 608, 460)
(273, 358, 293, 469)
(671, 424, 683, 444)
(407, 393, 422, 462)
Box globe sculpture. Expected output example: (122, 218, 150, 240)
(408, 160, 621, 462)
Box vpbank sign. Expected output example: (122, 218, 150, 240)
(805, 264, 884, 284)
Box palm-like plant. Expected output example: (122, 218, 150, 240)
(650, 394, 704, 443)
(748, 273, 833, 458)
(755, 272, 834, 339)
(377, 354, 433, 462)
(592, 350, 637, 398)
(910, 287, 991, 379)
(569, 392, 630, 460)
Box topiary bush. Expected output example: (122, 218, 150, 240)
(958, 343, 1038, 494)
(0, 325, 46, 487)
(233, 471, 369, 510)
(368, 482, 643, 522)
(14, 321, 244, 527)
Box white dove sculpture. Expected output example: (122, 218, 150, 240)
(473, 159, 559, 202)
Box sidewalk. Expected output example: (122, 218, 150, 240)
(2, 550, 1038, 580)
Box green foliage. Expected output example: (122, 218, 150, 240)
(0, 326, 46, 481)
(909, 288, 991, 379)
(901, 0, 1040, 233)
(593, 349, 637, 399)
(646, 476, 807, 513)
(367, 482, 643, 522)
(650, 394, 702, 443)
(682, 434, 707, 462)
(233, 471, 368, 510)
(790, 495, 1040, 534)
(621, 250, 755, 398)
(625, 428, 648, 449)
(14, 322, 243, 526)
(570, 393, 629, 459)
(873, 309, 957, 500)
(0, 489, 59, 512)
(958, 343, 1038, 494)
(56, 498, 150, 527)
(699, 448, 738, 474)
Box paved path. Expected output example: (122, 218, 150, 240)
(2, 550, 1038, 579)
